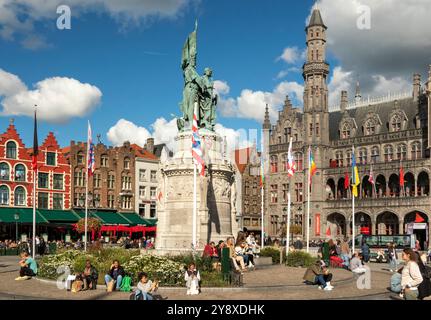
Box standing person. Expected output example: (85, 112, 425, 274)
(387, 242, 398, 272)
(340, 239, 350, 269)
(104, 260, 125, 291)
(15, 252, 37, 280)
(185, 263, 200, 295)
(361, 241, 370, 263)
(401, 248, 423, 300)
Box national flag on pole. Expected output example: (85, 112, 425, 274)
(286, 138, 296, 177)
(87, 121, 95, 177)
(32, 110, 39, 171)
(259, 156, 265, 187)
(191, 109, 205, 177)
(344, 172, 350, 190)
(308, 146, 317, 185)
(415, 213, 425, 223)
(368, 164, 375, 185)
(399, 163, 405, 187)
(351, 146, 360, 197)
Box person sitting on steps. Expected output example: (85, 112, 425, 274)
(15, 251, 37, 281)
(104, 260, 125, 291)
(303, 260, 334, 291)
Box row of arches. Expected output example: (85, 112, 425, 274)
(326, 211, 429, 249)
(0, 162, 27, 182)
(0, 185, 26, 206)
(326, 171, 430, 199)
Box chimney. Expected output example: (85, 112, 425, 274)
(146, 137, 154, 153)
(340, 90, 348, 112)
(413, 73, 421, 102)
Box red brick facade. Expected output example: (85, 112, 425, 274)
(0, 121, 71, 210)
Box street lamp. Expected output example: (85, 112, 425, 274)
(14, 212, 20, 242)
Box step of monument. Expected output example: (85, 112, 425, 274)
(254, 257, 273, 266)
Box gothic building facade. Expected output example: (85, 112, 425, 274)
(263, 9, 431, 249)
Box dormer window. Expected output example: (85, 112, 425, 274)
(6, 141, 17, 159)
(341, 123, 351, 139)
(391, 114, 402, 132)
(364, 119, 376, 135)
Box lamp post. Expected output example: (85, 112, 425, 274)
(14, 213, 20, 242)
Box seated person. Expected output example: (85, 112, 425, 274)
(234, 242, 249, 266)
(390, 267, 403, 293)
(203, 242, 219, 261)
(185, 263, 201, 295)
(350, 253, 367, 274)
(134, 272, 158, 300)
(15, 252, 37, 280)
(81, 259, 98, 290)
(104, 260, 125, 291)
(303, 260, 334, 291)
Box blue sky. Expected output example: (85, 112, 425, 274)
(1, 0, 430, 149)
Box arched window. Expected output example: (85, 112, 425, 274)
(6, 141, 17, 159)
(270, 156, 278, 173)
(384, 145, 394, 162)
(295, 153, 303, 171)
(345, 150, 352, 167)
(358, 148, 367, 165)
(14, 187, 25, 206)
(364, 119, 376, 136)
(411, 142, 421, 160)
(371, 147, 380, 163)
(341, 123, 351, 139)
(335, 151, 343, 167)
(0, 186, 9, 205)
(0, 163, 10, 180)
(14, 164, 26, 182)
(391, 114, 402, 132)
(77, 152, 84, 164)
(396, 144, 407, 160)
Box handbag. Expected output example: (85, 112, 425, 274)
(107, 280, 115, 292)
(71, 280, 83, 293)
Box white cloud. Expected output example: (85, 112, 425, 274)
(217, 80, 304, 123)
(107, 119, 152, 147)
(213, 80, 230, 96)
(0, 69, 102, 123)
(327, 66, 354, 107)
(0, 0, 193, 48)
(106, 117, 251, 157)
(276, 70, 289, 79)
(277, 47, 301, 64)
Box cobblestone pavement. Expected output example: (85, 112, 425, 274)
(0, 256, 397, 300)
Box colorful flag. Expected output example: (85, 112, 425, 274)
(286, 138, 296, 177)
(368, 164, 375, 185)
(87, 121, 95, 177)
(32, 110, 39, 171)
(415, 213, 425, 223)
(326, 226, 331, 237)
(344, 172, 350, 190)
(399, 163, 405, 187)
(259, 156, 265, 187)
(191, 109, 205, 177)
(309, 146, 317, 186)
(351, 146, 360, 197)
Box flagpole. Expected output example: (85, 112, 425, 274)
(84, 152, 89, 252)
(351, 145, 355, 254)
(32, 170, 36, 259)
(306, 148, 311, 253)
(261, 183, 264, 249)
(192, 160, 197, 251)
(286, 184, 291, 258)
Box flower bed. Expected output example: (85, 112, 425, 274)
(38, 248, 228, 287)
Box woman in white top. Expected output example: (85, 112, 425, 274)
(185, 263, 201, 295)
(400, 248, 423, 300)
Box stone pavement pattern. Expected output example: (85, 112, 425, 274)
(0, 256, 398, 300)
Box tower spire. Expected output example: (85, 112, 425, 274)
(355, 81, 362, 104)
(263, 104, 271, 130)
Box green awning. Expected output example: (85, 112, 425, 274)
(119, 212, 148, 226)
(38, 209, 80, 222)
(74, 210, 131, 225)
(141, 218, 157, 227)
(0, 207, 49, 223)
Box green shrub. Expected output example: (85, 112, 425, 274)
(260, 247, 283, 264)
(285, 251, 314, 267)
(169, 253, 214, 272)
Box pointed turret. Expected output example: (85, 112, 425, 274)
(263, 104, 271, 130)
(307, 9, 326, 29)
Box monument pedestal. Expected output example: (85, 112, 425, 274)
(155, 130, 239, 255)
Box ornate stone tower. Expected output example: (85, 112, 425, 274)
(302, 8, 330, 237)
(427, 65, 431, 149)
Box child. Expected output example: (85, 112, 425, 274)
(15, 252, 37, 280)
(185, 263, 200, 295)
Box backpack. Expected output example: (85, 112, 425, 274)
(120, 276, 132, 292)
(129, 290, 143, 300)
